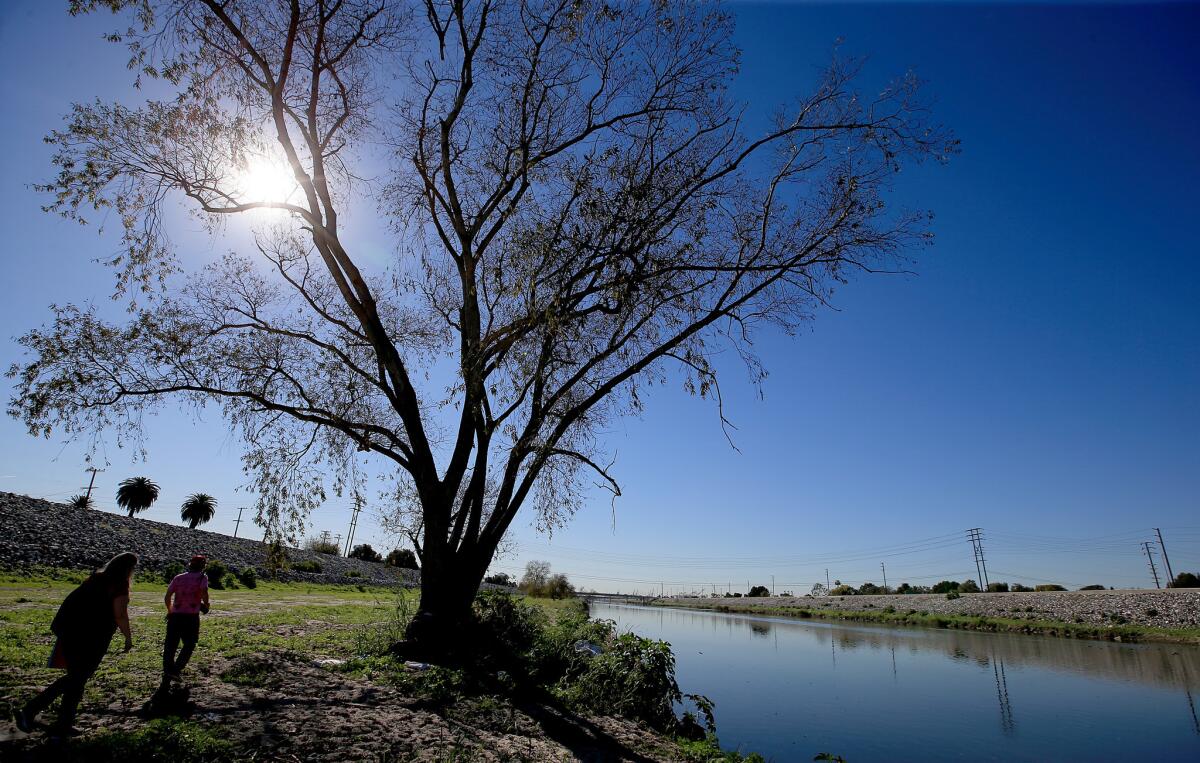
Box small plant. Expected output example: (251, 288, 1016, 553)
(345, 569, 362, 578)
(204, 559, 230, 589)
(1108, 613, 1129, 625)
(219, 655, 276, 687)
(293, 559, 323, 573)
(264, 539, 289, 579)
(68, 493, 94, 509)
(882, 605, 896, 614)
(945, 591, 961, 600)
(1145, 608, 1159, 617)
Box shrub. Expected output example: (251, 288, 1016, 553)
(61, 718, 235, 762)
(1145, 608, 1159, 617)
(204, 560, 230, 590)
(386, 548, 419, 569)
(236, 567, 257, 589)
(945, 591, 961, 600)
(345, 569, 362, 578)
(348, 544, 383, 563)
(304, 537, 341, 555)
(857, 582, 882, 595)
(264, 540, 289, 579)
(519, 561, 576, 598)
(747, 585, 770, 597)
(987, 582, 1009, 593)
(1010, 584, 1034, 592)
(561, 631, 683, 730)
(162, 561, 185, 583)
(959, 579, 980, 593)
(472, 590, 545, 667)
(828, 585, 856, 596)
(1169, 572, 1200, 589)
(484, 572, 515, 587)
(931, 580, 959, 594)
(1035, 584, 1067, 592)
(292, 559, 323, 574)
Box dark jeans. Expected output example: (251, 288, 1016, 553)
(163, 613, 201, 677)
(24, 639, 105, 729)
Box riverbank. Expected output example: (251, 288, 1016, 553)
(0, 578, 755, 762)
(648, 590, 1200, 645)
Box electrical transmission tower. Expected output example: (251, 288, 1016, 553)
(1142, 542, 1162, 589)
(967, 528, 990, 589)
(1155, 528, 1176, 585)
(344, 496, 364, 556)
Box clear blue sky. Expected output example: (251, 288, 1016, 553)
(1, 1, 1197, 591)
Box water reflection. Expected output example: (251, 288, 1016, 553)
(592, 603, 1200, 762)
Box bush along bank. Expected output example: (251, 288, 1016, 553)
(343, 591, 765, 762)
(652, 599, 1200, 646)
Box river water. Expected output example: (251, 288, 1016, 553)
(588, 602, 1200, 762)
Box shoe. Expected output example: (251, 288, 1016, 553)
(14, 707, 34, 733)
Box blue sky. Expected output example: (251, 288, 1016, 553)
(1, 1, 1197, 592)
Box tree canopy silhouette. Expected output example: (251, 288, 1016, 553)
(180, 493, 217, 529)
(116, 476, 161, 518)
(8, 0, 955, 644)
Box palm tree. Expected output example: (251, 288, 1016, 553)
(180, 493, 217, 529)
(115, 476, 160, 518)
(68, 494, 93, 509)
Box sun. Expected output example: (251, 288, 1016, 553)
(235, 154, 299, 207)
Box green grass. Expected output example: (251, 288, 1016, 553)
(652, 599, 1200, 645)
(18, 718, 236, 762)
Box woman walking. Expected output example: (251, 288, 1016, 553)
(16, 551, 137, 736)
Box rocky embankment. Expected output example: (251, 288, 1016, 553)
(667, 587, 1200, 630)
(0, 491, 419, 586)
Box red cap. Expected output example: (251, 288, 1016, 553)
(190, 555, 208, 565)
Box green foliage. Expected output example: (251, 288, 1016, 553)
(349, 543, 383, 563)
(353, 592, 414, 657)
(1035, 584, 1067, 592)
(204, 559, 230, 589)
(484, 572, 515, 587)
(264, 539, 289, 579)
(561, 631, 682, 729)
(292, 559, 323, 573)
(959, 579, 980, 593)
(828, 585, 856, 596)
(236, 566, 257, 589)
(1010, 584, 1034, 592)
(345, 569, 362, 578)
(115, 476, 160, 517)
(931, 580, 959, 594)
(68, 493, 94, 509)
(987, 582, 1009, 592)
(675, 733, 766, 762)
(162, 561, 185, 583)
(1169, 572, 1200, 588)
(1079, 584, 1105, 591)
(304, 537, 341, 555)
(747, 585, 770, 597)
(857, 582, 882, 595)
(386, 548, 419, 569)
(945, 591, 961, 600)
(179, 493, 217, 529)
(519, 560, 575, 598)
(43, 719, 235, 762)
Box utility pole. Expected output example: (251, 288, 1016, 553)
(83, 467, 103, 506)
(881, 562, 888, 593)
(233, 507, 246, 538)
(967, 528, 990, 589)
(826, 569, 830, 591)
(333, 533, 343, 553)
(771, 575, 775, 596)
(1155, 528, 1176, 585)
(1142, 542, 1162, 589)
(344, 496, 363, 556)
(660, 581, 664, 598)
(320, 529, 331, 547)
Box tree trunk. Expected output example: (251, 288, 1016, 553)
(402, 543, 491, 655)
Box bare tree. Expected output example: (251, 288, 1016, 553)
(8, 0, 955, 646)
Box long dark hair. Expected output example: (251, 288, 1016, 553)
(94, 552, 138, 592)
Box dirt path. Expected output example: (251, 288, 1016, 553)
(1, 649, 679, 762)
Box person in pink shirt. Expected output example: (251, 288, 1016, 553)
(162, 555, 210, 682)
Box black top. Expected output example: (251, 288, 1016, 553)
(51, 574, 124, 647)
